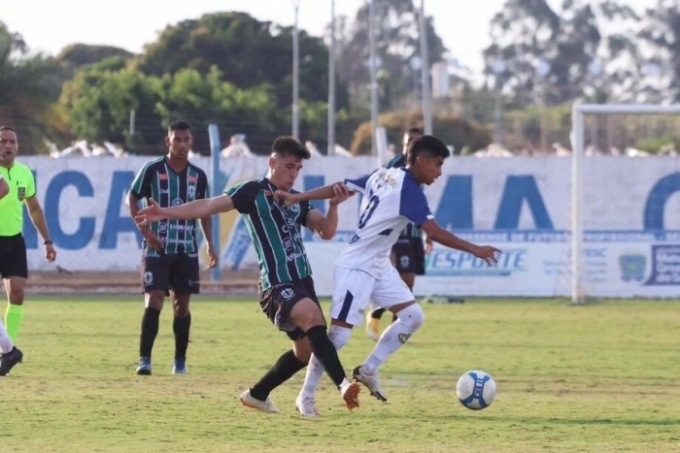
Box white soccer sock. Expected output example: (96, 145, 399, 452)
(362, 304, 425, 374)
(300, 324, 352, 396)
(0, 319, 14, 354)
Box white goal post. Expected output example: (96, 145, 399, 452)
(570, 102, 680, 304)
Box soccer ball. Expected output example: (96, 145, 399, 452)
(456, 370, 496, 410)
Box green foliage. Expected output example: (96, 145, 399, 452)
(484, 0, 641, 107)
(634, 135, 679, 154)
(153, 66, 279, 153)
(56, 44, 134, 73)
(0, 22, 63, 153)
(336, 0, 447, 112)
(60, 65, 162, 152)
(504, 103, 572, 151)
(136, 12, 345, 109)
(350, 110, 491, 156)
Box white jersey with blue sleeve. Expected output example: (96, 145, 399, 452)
(336, 167, 433, 278)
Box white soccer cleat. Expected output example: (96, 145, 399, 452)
(339, 380, 361, 410)
(295, 394, 321, 417)
(353, 365, 388, 402)
(239, 389, 281, 414)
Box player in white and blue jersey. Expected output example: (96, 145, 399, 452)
(366, 127, 432, 340)
(273, 135, 501, 416)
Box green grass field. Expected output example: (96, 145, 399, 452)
(4, 296, 680, 453)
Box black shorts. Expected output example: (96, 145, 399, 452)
(141, 254, 200, 295)
(0, 234, 28, 279)
(391, 237, 426, 276)
(259, 277, 322, 340)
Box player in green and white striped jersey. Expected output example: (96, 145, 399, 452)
(135, 136, 361, 414)
(127, 121, 218, 376)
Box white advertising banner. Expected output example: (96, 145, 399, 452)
(18, 155, 680, 298)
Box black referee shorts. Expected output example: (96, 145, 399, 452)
(0, 234, 28, 279)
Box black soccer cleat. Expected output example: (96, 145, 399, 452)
(0, 347, 24, 376)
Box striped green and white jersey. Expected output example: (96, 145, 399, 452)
(130, 156, 209, 256)
(226, 178, 314, 290)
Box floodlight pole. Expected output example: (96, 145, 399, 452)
(292, 0, 301, 138)
(418, 0, 432, 134)
(328, 0, 336, 155)
(369, 0, 379, 156)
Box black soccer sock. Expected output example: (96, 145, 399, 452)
(306, 325, 347, 388)
(139, 307, 161, 358)
(371, 308, 386, 320)
(173, 312, 191, 360)
(250, 349, 306, 401)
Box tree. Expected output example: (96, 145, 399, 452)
(56, 44, 134, 72)
(484, 0, 561, 107)
(0, 22, 63, 153)
(484, 0, 642, 107)
(334, 0, 447, 112)
(638, 0, 680, 102)
(60, 60, 163, 153)
(153, 66, 279, 153)
(135, 12, 345, 110)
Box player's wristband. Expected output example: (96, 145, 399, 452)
(44, 240, 53, 245)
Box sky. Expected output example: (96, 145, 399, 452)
(1, 0, 658, 80)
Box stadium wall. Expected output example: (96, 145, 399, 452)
(21, 156, 680, 298)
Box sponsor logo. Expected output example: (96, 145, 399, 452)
(283, 238, 294, 252)
(619, 253, 646, 282)
(427, 249, 527, 277)
(398, 333, 411, 344)
(400, 256, 410, 268)
(285, 251, 305, 262)
(644, 245, 680, 286)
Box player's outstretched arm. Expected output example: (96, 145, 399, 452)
(136, 194, 235, 225)
(305, 183, 354, 240)
(420, 219, 501, 266)
(273, 183, 348, 207)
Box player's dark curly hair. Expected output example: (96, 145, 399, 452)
(407, 135, 450, 165)
(271, 136, 311, 160)
(168, 120, 192, 134)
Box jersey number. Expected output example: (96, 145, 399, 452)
(358, 195, 380, 229)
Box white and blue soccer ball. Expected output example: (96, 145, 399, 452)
(456, 370, 496, 410)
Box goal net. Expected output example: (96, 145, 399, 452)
(570, 103, 680, 303)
